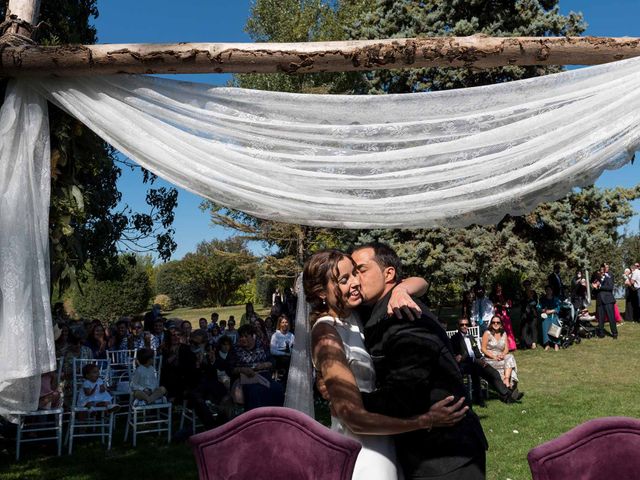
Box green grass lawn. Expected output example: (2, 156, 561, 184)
(2, 315, 639, 479)
(162, 304, 272, 326)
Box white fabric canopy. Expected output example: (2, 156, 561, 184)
(2, 56, 640, 415)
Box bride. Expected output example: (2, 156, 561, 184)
(303, 249, 467, 480)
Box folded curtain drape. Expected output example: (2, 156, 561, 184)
(2, 56, 639, 415)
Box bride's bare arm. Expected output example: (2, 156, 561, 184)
(387, 276, 429, 319)
(312, 322, 466, 435)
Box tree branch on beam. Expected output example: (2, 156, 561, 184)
(1, 35, 640, 77)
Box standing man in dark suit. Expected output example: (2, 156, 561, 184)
(548, 264, 565, 300)
(450, 318, 523, 407)
(592, 263, 618, 339)
(352, 243, 488, 480)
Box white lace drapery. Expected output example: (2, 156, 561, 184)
(2, 55, 640, 416)
(0, 81, 55, 418)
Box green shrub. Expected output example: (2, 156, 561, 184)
(153, 294, 173, 311)
(71, 258, 153, 323)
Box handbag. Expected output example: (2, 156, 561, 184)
(547, 323, 562, 338)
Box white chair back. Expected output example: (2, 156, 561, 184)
(71, 358, 110, 407)
(447, 326, 481, 345)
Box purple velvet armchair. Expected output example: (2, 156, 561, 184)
(189, 406, 361, 480)
(528, 416, 640, 480)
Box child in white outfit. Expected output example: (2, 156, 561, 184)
(130, 348, 167, 405)
(78, 363, 115, 409)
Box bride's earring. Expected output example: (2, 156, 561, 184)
(322, 298, 327, 307)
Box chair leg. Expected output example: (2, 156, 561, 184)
(15, 415, 23, 461)
(124, 408, 130, 441)
(107, 413, 114, 450)
(167, 407, 172, 444)
(132, 410, 137, 448)
(179, 406, 185, 430)
(68, 412, 75, 455)
(57, 412, 63, 457)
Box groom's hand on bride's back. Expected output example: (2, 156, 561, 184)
(421, 396, 468, 429)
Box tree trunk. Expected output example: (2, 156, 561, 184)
(1, 36, 640, 77)
(3, 0, 40, 37)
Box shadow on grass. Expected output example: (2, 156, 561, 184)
(1, 432, 196, 480)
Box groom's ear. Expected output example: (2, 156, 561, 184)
(383, 266, 397, 284)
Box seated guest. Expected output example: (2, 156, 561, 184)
(61, 331, 94, 406)
(270, 314, 294, 356)
(120, 317, 159, 351)
(130, 348, 167, 405)
(208, 312, 219, 331)
(85, 322, 108, 360)
(39, 369, 62, 410)
(186, 339, 229, 431)
(228, 324, 284, 411)
(180, 320, 192, 344)
(198, 317, 209, 332)
(450, 318, 522, 406)
(152, 317, 166, 348)
(253, 318, 271, 351)
(240, 302, 260, 327)
(160, 326, 197, 403)
(215, 336, 233, 388)
(481, 316, 521, 392)
(264, 316, 275, 340)
(225, 319, 238, 345)
(109, 318, 130, 350)
(209, 325, 223, 346)
(55, 323, 70, 357)
(270, 314, 295, 387)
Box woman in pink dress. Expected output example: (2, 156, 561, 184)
(490, 283, 517, 351)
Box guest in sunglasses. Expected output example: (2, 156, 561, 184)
(481, 315, 522, 395)
(451, 318, 523, 406)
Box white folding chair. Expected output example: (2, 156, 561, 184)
(11, 357, 64, 460)
(446, 329, 487, 402)
(107, 349, 136, 418)
(469, 325, 481, 345)
(124, 353, 172, 446)
(178, 399, 204, 436)
(67, 358, 116, 454)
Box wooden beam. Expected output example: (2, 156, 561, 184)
(3, 0, 40, 37)
(1, 36, 640, 77)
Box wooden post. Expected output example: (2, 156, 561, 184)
(1, 36, 640, 76)
(3, 0, 41, 37)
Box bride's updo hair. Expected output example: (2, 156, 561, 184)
(303, 250, 355, 324)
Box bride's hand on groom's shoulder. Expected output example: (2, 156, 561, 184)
(387, 286, 422, 321)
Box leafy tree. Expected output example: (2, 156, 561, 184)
(215, 1, 639, 305)
(0, 1, 178, 293)
(348, 0, 585, 94)
(71, 255, 153, 323)
(155, 260, 200, 308)
(182, 238, 257, 307)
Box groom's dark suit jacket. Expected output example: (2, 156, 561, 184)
(360, 290, 488, 479)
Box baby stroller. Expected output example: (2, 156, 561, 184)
(555, 300, 582, 348)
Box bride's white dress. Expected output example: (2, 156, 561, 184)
(313, 313, 399, 480)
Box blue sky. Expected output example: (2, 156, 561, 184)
(93, 0, 640, 261)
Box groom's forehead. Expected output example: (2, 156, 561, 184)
(351, 247, 376, 267)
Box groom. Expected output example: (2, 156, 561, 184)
(352, 242, 488, 479)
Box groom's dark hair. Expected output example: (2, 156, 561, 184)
(351, 242, 403, 282)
